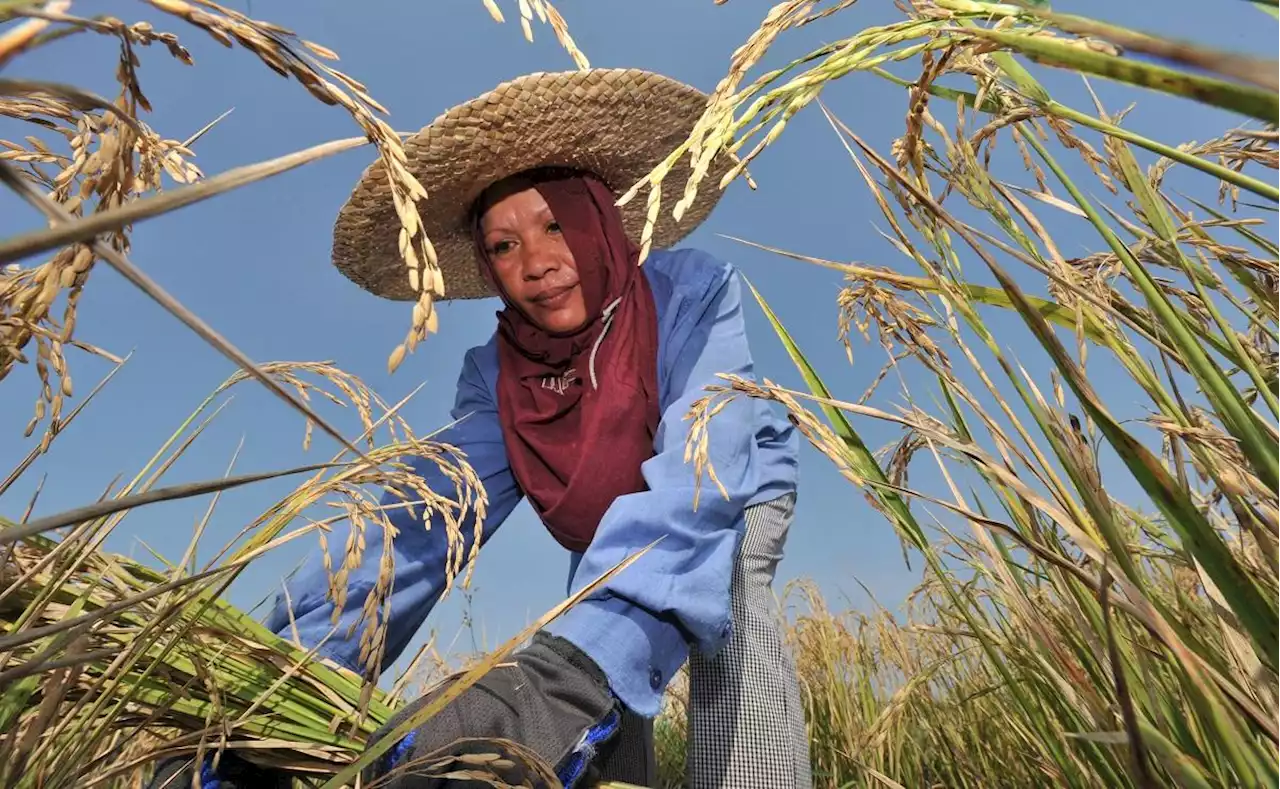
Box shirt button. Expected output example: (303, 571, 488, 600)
(649, 668, 662, 690)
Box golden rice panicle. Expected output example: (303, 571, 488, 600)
(671, 4, 1276, 786)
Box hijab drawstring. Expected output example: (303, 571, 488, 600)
(588, 297, 622, 390)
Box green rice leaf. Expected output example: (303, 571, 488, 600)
(1016, 127, 1280, 493)
(1109, 140, 1278, 418)
(1247, 0, 1279, 20)
(742, 276, 929, 552)
(960, 28, 1278, 122)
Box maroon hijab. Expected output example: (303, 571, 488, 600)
(471, 169, 661, 552)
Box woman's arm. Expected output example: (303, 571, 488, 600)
(264, 343, 522, 674)
(545, 258, 767, 718)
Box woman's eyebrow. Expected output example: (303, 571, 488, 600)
(483, 204, 555, 236)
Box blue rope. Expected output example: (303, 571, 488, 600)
(198, 755, 222, 789)
(383, 729, 418, 773)
(557, 708, 622, 788)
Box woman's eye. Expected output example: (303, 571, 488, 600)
(490, 240, 513, 256)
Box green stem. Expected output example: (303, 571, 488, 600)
(963, 27, 1278, 122)
(1017, 126, 1280, 495)
(867, 67, 1279, 202)
(1051, 103, 1279, 203)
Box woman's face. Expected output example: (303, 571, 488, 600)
(479, 186, 589, 333)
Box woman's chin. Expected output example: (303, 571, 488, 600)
(539, 312, 589, 333)
(528, 298, 588, 333)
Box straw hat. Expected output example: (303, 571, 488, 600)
(330, 68, 732, 302)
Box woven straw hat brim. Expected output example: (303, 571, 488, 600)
(330, 68, 731, 302)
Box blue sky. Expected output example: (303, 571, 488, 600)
(1, 1, 1273, 680)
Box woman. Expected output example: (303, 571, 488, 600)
(156, 69, 809, 789)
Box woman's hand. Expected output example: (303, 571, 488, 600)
(363, 631, 624, 788)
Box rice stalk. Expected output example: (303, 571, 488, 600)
(1, 0, 591, 460)
(676, 3, 1276, 785)
(622, 0, 1277, 253)
(0, 357, 493, 787)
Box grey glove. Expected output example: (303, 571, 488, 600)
(364, 631, 626, 788)
(144, 751, 291, 789)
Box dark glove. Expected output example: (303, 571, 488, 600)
(364, 631, 624, 788)
(145, 751, 291, 789)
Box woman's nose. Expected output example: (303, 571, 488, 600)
(521, 237, 560, 280)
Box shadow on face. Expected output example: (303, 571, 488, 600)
(478, 183, 589, 334)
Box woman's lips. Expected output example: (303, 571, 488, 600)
(533, 284, 575, 308)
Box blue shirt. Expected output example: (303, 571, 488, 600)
(265, 247, 799, 717)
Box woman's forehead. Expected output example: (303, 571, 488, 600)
(476, 176, 530, 214)
(472, 166, 600, 220)
(478, 187, 553, 231)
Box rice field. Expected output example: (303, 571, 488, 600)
(1, 1, 1276, 788)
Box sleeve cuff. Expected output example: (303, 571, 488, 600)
(543, 594, 732, 718)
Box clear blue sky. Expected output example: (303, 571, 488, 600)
(2, 1, 1272, 679)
